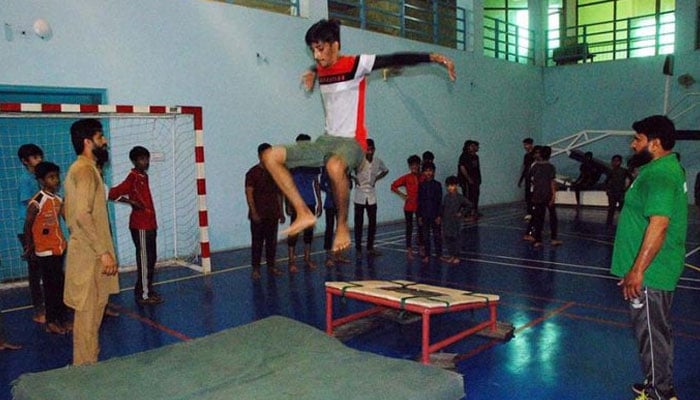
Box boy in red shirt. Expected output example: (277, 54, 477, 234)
(109, 146, 162, 305)
(24, 161, 69, 334)
(391, 155, 422, 258)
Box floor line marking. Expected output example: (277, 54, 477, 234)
(454, 301, 576, 362)
(108, 302, 193, 342)
(514, 301, 576, 334)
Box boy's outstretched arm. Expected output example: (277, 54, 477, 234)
(374, 52, 456, 81)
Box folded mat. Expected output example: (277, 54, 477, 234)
(13, 315, 464, 400)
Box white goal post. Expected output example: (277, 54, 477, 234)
(0, 103, 211, 282)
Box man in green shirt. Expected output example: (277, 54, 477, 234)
(611, 115, 686, 400)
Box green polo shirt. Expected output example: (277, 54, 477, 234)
(610, 153, 687, 291)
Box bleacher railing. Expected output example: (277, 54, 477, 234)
(214, 0, 300, 17)
(483, 15, 535, 65)
(546, 10, 675, 66)
(329, 0, 469, 51)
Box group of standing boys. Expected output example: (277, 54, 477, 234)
(5, 119, 162, 366)
(391, 153, 469, 264)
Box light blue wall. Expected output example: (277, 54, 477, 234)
(0, 0, 573, 253)
(1, 0, 544, 252)
(541, 0, 700, 188)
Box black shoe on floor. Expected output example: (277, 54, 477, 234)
(136, 296, 164, 305)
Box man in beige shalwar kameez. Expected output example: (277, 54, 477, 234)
(64, 119, 119, 365)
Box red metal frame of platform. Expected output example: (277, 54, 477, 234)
(325, 281, 499, 364)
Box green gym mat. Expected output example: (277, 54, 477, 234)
(12, 315, 464, 400)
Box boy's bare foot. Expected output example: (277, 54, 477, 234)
(406, 248, 414, 259)
(104, 308, 120, 317)
(422, 256, 430, 263)
(288, 264, 299, 273)
(305, 258, 317, 269)
(335, 253, 350, 264)
(0, 341, 22, 350)
(282, 214, 316, 237)
(324, 257, 335, 267)
(45, 322, 66, 335)
(332, 226, 351, 253)
(268, 267, 283, 276)
(32, 312, 46, 324)
(251, 268, 261, 279)
(440, 256, 453, 263)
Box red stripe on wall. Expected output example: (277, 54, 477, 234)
(115, 105, 134, 113)
(196, 178, 206, 195)
(181, 106, 203, 130)
(80, 104, 99, 113)
(200, 242, 211, 258)
(198, 210, 208, 227)
(42, 104, 62, 113)
(0, 103, 21, 112)
(195, 146, 205, 163)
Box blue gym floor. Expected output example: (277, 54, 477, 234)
(1, 203, 699, 400)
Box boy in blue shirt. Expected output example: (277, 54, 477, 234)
(17, 143, 45, 324)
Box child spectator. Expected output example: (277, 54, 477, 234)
(245, 143, 285, 279)
(23, 161, 70, 334)
(352, 138, 389, 258)
(441, 175, 468, 264)
(524, 146, 562, 247)
(391, 155, 422, 259)
(286, 134, 322, 272)
(417, 162, 442, 263)
(17, 143, 46, 324)
(421, 151, 435, 169)
(109, 146, 163, 305)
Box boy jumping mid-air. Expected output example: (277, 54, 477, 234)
(262, 18, 456, 254)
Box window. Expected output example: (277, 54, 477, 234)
(547, 0, 675, 64)
(328, 0, 469, 50)
(483, 0, 534, 64)
(213, 0, 300, 17)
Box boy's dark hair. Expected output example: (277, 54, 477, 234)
(407, 154, 421, 165)
(129, 146, 150, 162)
(70, 119, 103, 155)
(34, 161, 60, 180)
(632, 115, 676, 150)
(422, 151, 434, 161)
(540, 146, 552, 160)
(445, 175, 459, 186)
(296, 133, 311, 142)
(612, 154, 622, 162)
(257, 143, 271, 156)
(17, 144, 44, 161)
(366, 138, 375, 148)
(523, 138, 534, 145)
(422, 161, 435, 172)
(305, 19, 341, 47)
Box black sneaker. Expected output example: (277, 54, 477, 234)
(136, 296, 164, 305)
(632, 379, 649, 395)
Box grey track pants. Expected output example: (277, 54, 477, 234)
(630, 287, 675, 399)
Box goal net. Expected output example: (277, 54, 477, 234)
(0, 104, 211, 283)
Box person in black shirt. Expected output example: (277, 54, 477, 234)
(524, 146, 562, 247)
(518, 138, 535, 220)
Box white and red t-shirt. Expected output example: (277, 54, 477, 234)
(317, 54, 376, 151)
